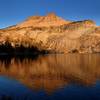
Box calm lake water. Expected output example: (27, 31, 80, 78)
(0, 54, 100, 100)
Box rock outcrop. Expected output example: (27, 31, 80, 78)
(0, 13, 100, 53)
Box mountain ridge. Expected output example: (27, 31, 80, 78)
(0, 13, 100, 53)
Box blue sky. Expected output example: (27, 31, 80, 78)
(0, 0, 99, 28)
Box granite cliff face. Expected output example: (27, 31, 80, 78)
(0, 13, 100, 53)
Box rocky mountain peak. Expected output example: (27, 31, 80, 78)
(17, 13, 71, 28)
(44, 12, 63, 22)
(46, 12, 56, 17)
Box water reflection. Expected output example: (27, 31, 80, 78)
(0, 54, 100, 94)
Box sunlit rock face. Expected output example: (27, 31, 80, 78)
(0, 13, 100, 53)
(0, 54, 100, 93)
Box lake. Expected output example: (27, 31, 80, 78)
(0, 54, 100, 100)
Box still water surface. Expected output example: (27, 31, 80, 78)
(0, 54, 100, 100)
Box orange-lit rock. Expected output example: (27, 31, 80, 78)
(0, 13, 100, 53)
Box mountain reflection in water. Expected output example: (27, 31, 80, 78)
(0, 54, 100, 100)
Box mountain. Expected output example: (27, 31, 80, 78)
(0, 13, 100, 53)
(17, 13, 71, 28)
